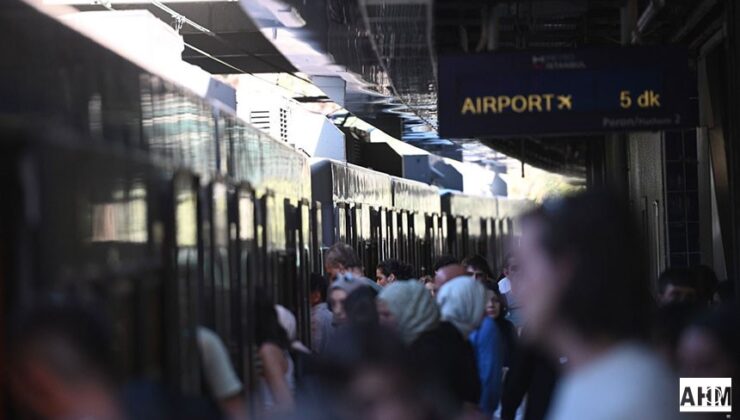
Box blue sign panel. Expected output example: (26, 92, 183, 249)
(437, 47, 697, 138)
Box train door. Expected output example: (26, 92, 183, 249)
(401, 211, 410, 263)
(235, 185, 256, 388)
(209, 181, 233, 356)
(379, 208, 389, 262)
(280, 198, 299, 318)
(390, 209, 399, 259)
(370, 207, 382, 267)
(311, 202, 323, 274)
(440, 213, 449, 256)
(169, 171, 202, 394)
(336, 203, 348, 245)
(296, 199, 312, 344)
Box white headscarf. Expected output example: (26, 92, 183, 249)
(436, 275, 486, 336)
(275, 304, 311, 353)
(378, 280, 440, 344)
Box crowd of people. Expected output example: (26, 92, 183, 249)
(6, 191, 739, 419)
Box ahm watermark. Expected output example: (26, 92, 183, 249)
(680, 378, 732, 413)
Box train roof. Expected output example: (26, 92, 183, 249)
(390, 176, 441, 214)
(440, 191, 499, 220)
(310, 159, 393, 209)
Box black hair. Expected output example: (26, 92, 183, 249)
(254, 288, 289, 349)
(325, 242, 362, 270)
(310, 272, 327, 301)
(484, 281, 508, 316)
(462, 254, 494, 279)
(432, 255, 459, 272)
(344, 287, 379, 328)
(521, 191, 653, 341)
(658, 267, 698, 294)
(377, 259, 415, 280)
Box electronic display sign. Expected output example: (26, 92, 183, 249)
(438, 47, 697, 137)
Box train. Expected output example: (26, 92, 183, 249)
(0, 0, 530, 401)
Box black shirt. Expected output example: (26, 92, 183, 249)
(410, 321, 481, 408)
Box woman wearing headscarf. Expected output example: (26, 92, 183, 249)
(378, 280, 481, 412)
(328, 272, 382, 327)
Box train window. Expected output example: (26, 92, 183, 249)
(336, 204, 347, 244)
(210, 181, 232, 352)
(171, 172, 201, 394)
(236, 186, 255, 385)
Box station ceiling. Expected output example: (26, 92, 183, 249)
(73, 0, 721, 179)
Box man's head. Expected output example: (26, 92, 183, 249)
(325, 242, 363, 281)
(376, 259, 413, 287)
(462, 254, 493, 283)
(657, 267, 698, 306)
(517, 192, 652, 347)
(432, 256, 466, 291)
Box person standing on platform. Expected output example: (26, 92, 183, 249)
(324, 242, 365, 282)
(309, 273, 333, 354)
(432, 256, 467, 292)
(516, 192, 675, 420)
(378, 279, 480, 413)
(376, 259, 413, 287)
(254, 295, 295, 413)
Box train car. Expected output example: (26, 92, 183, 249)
(310, 159, 393, 275)
(441, 191, 502, 273)
(390, 176, 442, 276)
(311, 158, 530, 279)
(0, 0, 313, 399)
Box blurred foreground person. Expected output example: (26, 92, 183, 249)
(310, 273, 334, 354)
(197, 326, 247, 419)
(678, 304, 739, 381)
(9, 303, 222, 420)
(255, 296, 296, 413)
(8, 303, 126, 420)
(517, 192, 674, 420)
(677, 305, 739, 418)
(321, 325, 449, 420)
(325, 242, 365, 281)
(657, 267, 699, 306)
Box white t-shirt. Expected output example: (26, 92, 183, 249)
(197, 327, 243, 400)
(547, 344, 677, 420)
